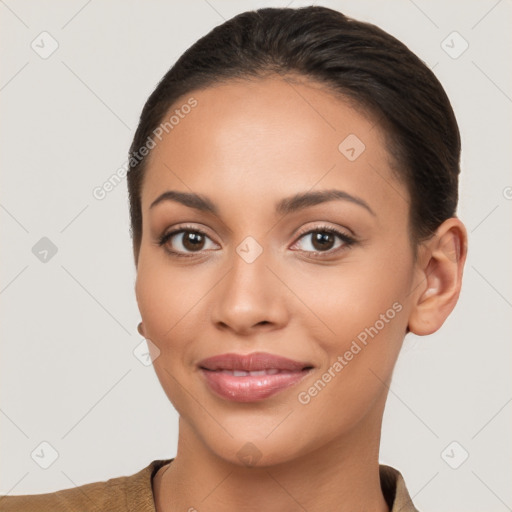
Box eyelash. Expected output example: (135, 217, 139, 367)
(157, 224, 357, 259)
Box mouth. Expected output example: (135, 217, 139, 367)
(198, 352, 314, 402)
(198, 351, 313, 372)
(207, 368, 292, 376)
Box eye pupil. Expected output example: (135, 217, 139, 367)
(312, 232, 335, 251)
(183, 231, 205, 251)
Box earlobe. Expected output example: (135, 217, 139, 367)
(408, 218, 468, 336)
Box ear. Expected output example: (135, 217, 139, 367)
(408, 217, 468, 336)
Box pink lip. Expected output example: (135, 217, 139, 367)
(199, 352, 312, 372)
(198, 352, 314, 402)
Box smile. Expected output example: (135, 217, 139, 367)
(198, 352, 314, 402)
(214, 369, 281, 376)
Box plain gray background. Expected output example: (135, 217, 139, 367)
(1, 1, 511, 510)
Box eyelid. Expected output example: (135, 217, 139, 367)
(157, 223, 219, 256)
(161, 223, 215, 239)
(292, 222, 355, 240)
(289, 223, 356, 254)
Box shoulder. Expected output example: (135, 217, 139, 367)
(0, 459, 172, 512)
(379, 464, 421, 512)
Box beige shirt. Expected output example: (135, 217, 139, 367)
(0, 459, 420, 511)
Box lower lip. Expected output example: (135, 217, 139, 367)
(200, 369, 311, 402)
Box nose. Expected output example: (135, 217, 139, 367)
(210, 243, 289, 336)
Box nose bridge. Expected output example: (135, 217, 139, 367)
(211, 235, 288, 332)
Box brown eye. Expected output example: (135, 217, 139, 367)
(158, 227, 219, 256)
(310, 231, 336, 251)
(180, 231, 206, 251)
(292, 226, 356, 256)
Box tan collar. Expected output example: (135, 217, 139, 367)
(141, 459, 419, 512)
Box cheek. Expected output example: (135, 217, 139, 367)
(135, 256, 192, 344)
(135, 257, 207, 415)
(135, 253, 218, 359)
(287, 250, 410, 344)
(287, 250, 410, 407)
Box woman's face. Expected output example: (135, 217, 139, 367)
(135, 76, 419, 465)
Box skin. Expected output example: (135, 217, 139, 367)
(134, 76, 467, 512)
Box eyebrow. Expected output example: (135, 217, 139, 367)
(149, 189, 376, 217)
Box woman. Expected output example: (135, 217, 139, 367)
(1, 5, 467, 511)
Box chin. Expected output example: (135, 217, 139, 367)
(218, 441, 300, 469)
(195, 423, 320, 470)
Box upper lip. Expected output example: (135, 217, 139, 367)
(198, 352, 313, 372)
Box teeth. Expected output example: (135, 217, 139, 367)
(247, 370, 265, 376)
(220, 369, 282, 376)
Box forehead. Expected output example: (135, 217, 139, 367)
(140, 76, 406, 217)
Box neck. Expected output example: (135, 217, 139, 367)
(154, 406, 390, 512)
